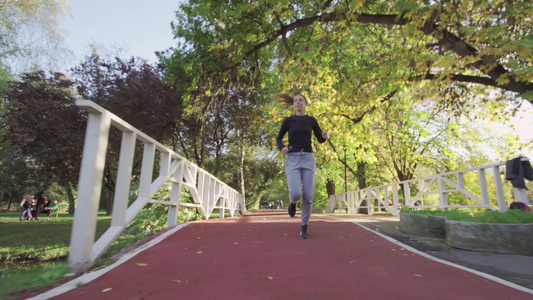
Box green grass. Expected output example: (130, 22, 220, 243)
(400, 207, 533, 223)
(0, 210, 152, 300)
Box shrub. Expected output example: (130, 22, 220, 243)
(400, 207, 533, 223)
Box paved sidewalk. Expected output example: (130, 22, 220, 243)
(25, 212, 533, 300)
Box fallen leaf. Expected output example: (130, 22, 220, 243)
(196, 251, 203, 254)
(102, 288, 113, 293)
(173, 280, 181, 283)
(414, 274, 422, 277)
(136, 262, 148, 266)
(234, 242, 239, 245)
(284, 234, 287, 236)
(268, 276, 273, 280)
(339, 236, 344, 239)
(391, 249, 396, 251)
(348, 260, 357, 264)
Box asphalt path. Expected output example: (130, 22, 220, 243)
(24, 211, 533, 300)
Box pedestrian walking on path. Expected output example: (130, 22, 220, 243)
(276, 93, 330, 239)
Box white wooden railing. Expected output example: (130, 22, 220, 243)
(68, 100, 245, 273)
(327, 161, 530, 216)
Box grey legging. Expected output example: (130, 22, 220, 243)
(285, 152, 316, 225)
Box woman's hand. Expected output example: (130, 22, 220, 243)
(322, 131, 330, 140)
(281, 147, 289, 155)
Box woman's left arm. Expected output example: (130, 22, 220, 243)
(313, 117, 329, 142)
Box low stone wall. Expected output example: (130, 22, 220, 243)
(445, 220, 533, 255)
(399, 212, 446, 238)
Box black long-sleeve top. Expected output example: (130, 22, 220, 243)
(276, 115, 326, 153)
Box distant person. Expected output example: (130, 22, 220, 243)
(277, 199, 283, 209)
(43, 198, 60, 220)
(19, 190, 34, 221)
(275, 93, 330, 239)
(34, 190, 46, 220)
(29, 199, 37, 219)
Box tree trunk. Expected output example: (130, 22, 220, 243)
(237, 128, 247, 213)
(106, 187, 114, 216)
(0, 159, 10, 208)
(62, 182, 76, 214)
(356, 161, 369, 214)
(326, 179, 336, 196)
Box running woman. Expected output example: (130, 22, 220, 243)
(276, 93, 330, 239)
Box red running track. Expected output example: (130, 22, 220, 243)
(26, 212, 533, 300)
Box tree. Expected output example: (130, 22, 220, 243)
(3, 71, 85, 213)
(72, 54, 185, 214)
(0, 0, 71, 73)
(0, 104, 41, 209)
(169, 1, 532, 114)
(163, 0, 532, 211)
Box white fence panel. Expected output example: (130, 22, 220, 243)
(68, 100, 245, 273)
(326, 161, 529, 216)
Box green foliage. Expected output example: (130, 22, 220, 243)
(125, 183, 200, 237)
(0, 212, 111, 262)
(401, 208, 533, 223)
(2, 71, 85, 213)
(0, 0, 71, 73)
(0, 205, 196, 299)
(166, 0, 532, 210)
(0, 261, 68, 299)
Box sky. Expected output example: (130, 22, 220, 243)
(59, 0, 182, 70)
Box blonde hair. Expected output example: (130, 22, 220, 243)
(274, 93, 309, 107)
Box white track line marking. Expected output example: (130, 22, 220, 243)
(353, 222, 533, 295)
(27, 223, 189, 300)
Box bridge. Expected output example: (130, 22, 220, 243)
(26, 101, 533, 299)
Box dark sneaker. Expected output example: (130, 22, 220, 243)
(300, 225, 310, 239)
(288, 203, 296, 217)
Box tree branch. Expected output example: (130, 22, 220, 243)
(232, 10, 532, 100)
(416, 73, 500, 88)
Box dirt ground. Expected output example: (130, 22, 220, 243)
(322, 213, 533, 290)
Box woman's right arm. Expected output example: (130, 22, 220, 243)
(276, 118, 288, 151)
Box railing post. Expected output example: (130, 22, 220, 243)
(457, 173, 465, 189)
(126, 142, 156, 221)
(140, 143, 155, 199)
(111, 131, 136, 227)
(217, 183, 224, 219)
(438, 176, 448, 209)
(198, 172, 205, 205)
(478, 169, 490, 207)
(68, 111, 111, 273)
(368, 190, 373, 215)
(168, 161, 184, 226)
(350, 192, 355, 213)
(203, 175, 212, 218)
(384, 185, 389, 208)
(392, 183, 399, 210)
(403, 183, 411, 206)
(492, 166, 506, 211)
